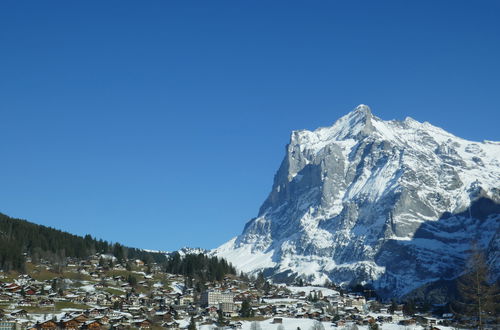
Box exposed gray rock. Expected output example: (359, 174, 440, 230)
(214, 105, 500, 297)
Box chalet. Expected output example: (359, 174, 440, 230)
(35, 320, 58, 330)
(83, 320, 102, 330)
(86, 307, 108, 318)
(232, 321, 243, 328)
(416, 316, 438, 327)
(163, 321, 180, 329)
(133, 319, 152, 329)
(59, 318, 80, 330)
(154, 311, 174, 322)
(258, 305, 273, 316)
(70, 314, 88, 323)
(10, 310, 28, 318)
(109, 316, 129, 324)
(399, 318, 417, 326)
(39, 299, 55, 307)
(4, 284, 20, 293)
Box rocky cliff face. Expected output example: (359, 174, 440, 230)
(214, 105, 500, 297)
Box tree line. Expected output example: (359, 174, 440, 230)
(165, 252, 236, 283)
(0, 212, 166, 272)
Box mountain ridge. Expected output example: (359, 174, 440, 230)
(213, 105, 500, 297)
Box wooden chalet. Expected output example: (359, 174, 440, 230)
(10, 309, 28, 318)
(133, 319, 152, 329)
(163, 321, 180, 329)
(399, 318, 417, 326)
(154, 311, 174, 322)
(72, 314, 88, 323)
(94, 316, 109, 325)
(35, 320, 58, 330)
(83, 320, 102, 330)
(25, 288, 37, 295)
(60, 318, 80, 330)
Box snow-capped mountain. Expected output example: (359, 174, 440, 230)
(144, 247, 208, 257)
(214, 105, 500, 297)
(175, 247, 208, 256)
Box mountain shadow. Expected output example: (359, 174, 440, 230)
(374, 196, 500, 302)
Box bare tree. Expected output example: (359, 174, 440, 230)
(250, 321, 262, 330)
(310, 321, 325, 330)
(452, 248, 499, 329)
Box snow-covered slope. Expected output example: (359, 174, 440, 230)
(214, 105, 500, 297)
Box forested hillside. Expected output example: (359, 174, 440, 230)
(165, 252, 236, 282)
(0, 212, 236, 279)
(0, 213, 161, 272)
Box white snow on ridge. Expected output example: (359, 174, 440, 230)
(213, 105, 500, 296)
(216, 237, 276, 273)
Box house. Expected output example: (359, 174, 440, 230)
(4, 284, 20, 292)
(87, 307, 108, 318)
(94, 316, 109, 325)
(109, 316, 129, 325)
(133, 319, 152, 329)
(154, 311, 174, 322)
(83, 320, 102, 330)
(232, 321, 243, 328)
(163, 321, 180, 329)
(59, 319, 80, 330)
(10, 310, 28, 318)
(39, 299, 55, 307)
(34, 320, 58, 330)
(71, 314, 88, 323)
(399, 318, 417, 326)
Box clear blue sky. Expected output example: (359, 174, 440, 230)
(1, 1, 499, 251)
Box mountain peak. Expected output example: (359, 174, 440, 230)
(353, 104, 372, 115)
(330, 104, 376, 140)
(347, 104, 373, 122)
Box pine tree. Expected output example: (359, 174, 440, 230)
(217, 310, 226, 326)
(240, 298, 253, 317)
(127, 274, 137, 287)
(403, 300, 416, 316)
(188, 317, 196, 330)
(388, 299, 398, 314)
(368, 321, 379, 330)
(263, 281, 271, 295)
(255, 272, 265, 289)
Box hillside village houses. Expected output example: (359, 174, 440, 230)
(0, 254, 455, 330)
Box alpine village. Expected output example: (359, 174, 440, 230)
(0, 213, 497, 330)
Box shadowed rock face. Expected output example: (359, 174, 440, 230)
(214, 105, 500, 297)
